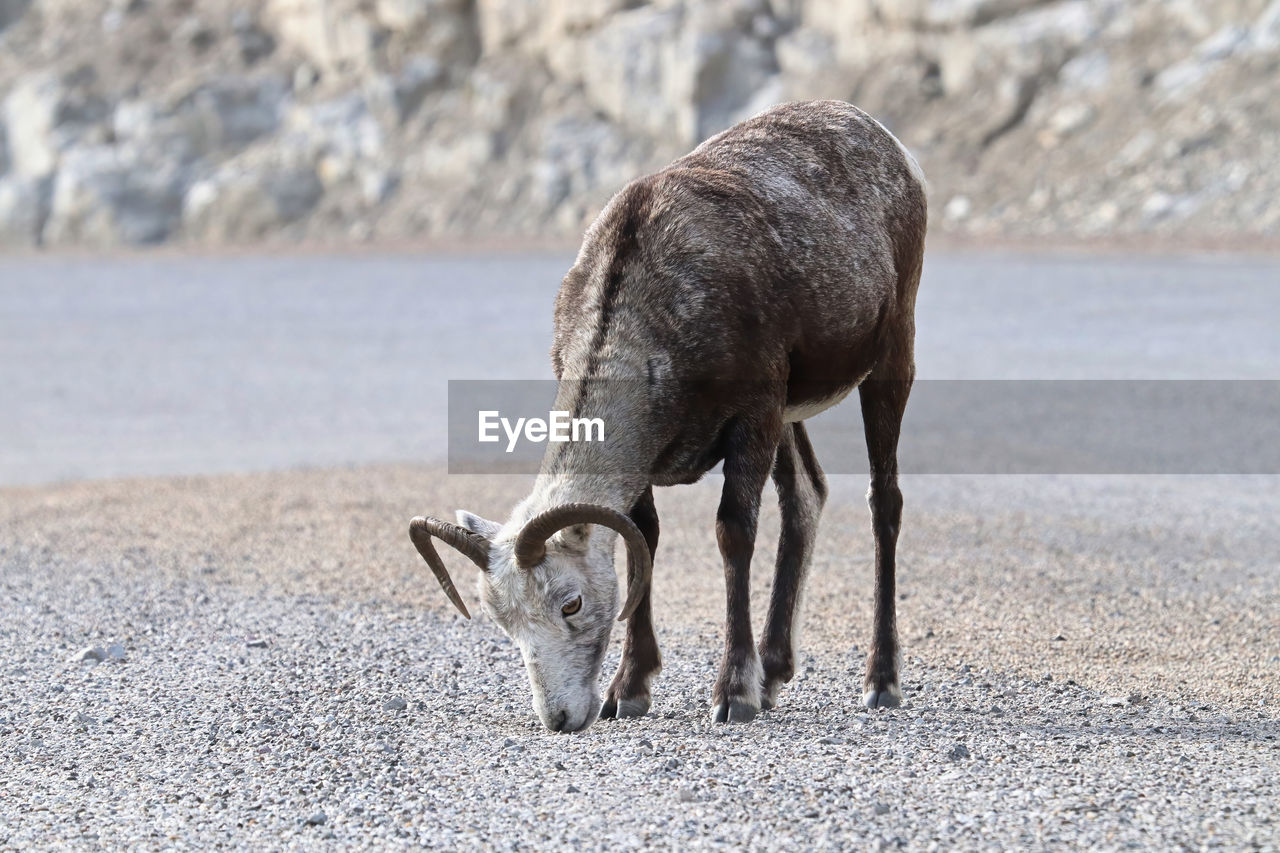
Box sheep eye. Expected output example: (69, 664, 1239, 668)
(561, 596, 582, 616)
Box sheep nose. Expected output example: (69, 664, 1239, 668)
(550, 710, 570, 732)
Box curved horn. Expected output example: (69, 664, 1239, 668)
(514, 503, 652, 622)
(409, 516, 491, 619)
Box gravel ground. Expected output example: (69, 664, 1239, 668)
(1, 465, 1276, 849)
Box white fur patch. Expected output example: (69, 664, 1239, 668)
(869, 115, 927, 190)
(783, 383, 856, 423)
(741, 650, 765, 701)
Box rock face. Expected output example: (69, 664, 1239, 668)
(0, 0, 31, 32)
(0, 177, 47, 247)
(0, 113, 8, 174)
(0, 0, 1278, 247)
(43, 146, 186, 246)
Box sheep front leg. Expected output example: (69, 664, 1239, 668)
(711, 414, 781, 724)
(600, 487, 662, 720)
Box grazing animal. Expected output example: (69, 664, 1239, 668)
(411, 100, 926, 732)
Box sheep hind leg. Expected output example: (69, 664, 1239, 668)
(758, 422, 827, 711)
(859, 370, 913, 710)
(600, 486, 662, 720)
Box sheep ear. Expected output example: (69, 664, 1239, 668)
(554, 523, 591, 552)
(456, 510, 501, 540)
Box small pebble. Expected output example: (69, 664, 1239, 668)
(72, 647, 106, 664)
(246, 638, 269, 649)
(382, 697, 407, 711)
(305, 811, 327, 826)
(106, 644, 127, 661)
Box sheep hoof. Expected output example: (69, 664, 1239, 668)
(863, 684, 903, 709)
(760, 679, 783, 711)
(601, 695, 650, 720)
(711, 699, 759, 724)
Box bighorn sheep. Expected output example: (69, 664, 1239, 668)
(411, 100, 926, 732)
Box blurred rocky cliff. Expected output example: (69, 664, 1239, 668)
(0, 0, 1277, 248)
